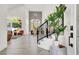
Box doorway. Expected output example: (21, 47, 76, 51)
(29, 11, 42, 35)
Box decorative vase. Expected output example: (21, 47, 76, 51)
(50, 35, 66, 55)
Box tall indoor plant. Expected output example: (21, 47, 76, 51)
(47, 4, 67, 41)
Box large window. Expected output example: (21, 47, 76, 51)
(12, 22, 21, 28)
(7, 17, 22, 28)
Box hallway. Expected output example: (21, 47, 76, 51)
(0, 35, 49, 55)
(0, 4, 77, 55)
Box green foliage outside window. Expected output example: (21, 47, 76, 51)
(12, 22, 21, 28)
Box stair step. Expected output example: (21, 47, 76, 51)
(37, 34, 55, 50)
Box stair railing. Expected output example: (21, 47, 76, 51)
(37, 20, 54, 43)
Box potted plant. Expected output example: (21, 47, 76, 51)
(47, 4, 67, 47)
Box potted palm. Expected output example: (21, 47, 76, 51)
(47, 4, 67, 47)
(47, 4, 67, 55)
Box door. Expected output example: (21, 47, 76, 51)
(64, 4, 76, 55)
(76, 5, 79, 55)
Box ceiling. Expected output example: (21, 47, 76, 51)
(7, 4, 24, 10)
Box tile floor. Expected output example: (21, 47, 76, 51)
(0, 35, 49, 55)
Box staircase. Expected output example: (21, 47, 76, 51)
(37, 34, 65, 51)
(37, 20, 55, 50)
(37, 20, 65, 51)
(38, 35, 55, 50)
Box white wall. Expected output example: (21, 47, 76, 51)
(0, 5, 8, 51)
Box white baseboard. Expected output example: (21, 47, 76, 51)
(0, 44, 7, 52)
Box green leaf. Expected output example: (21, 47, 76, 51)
(47, 4, 67, 35)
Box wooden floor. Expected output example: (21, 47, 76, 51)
(0, 35, 49, 55)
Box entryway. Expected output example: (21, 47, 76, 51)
(29, 11, 42, 35)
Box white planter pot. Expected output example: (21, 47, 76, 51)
(54, 41, 59, 46)
(50, 45, 67, 55)
(58, 35, 65, 46)
(50, 39, 67, 55)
